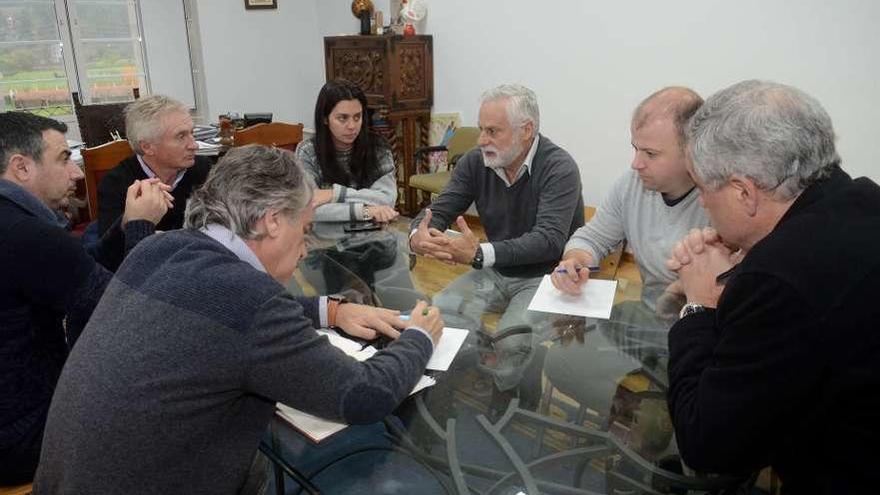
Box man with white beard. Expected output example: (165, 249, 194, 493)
(409, 84, 583, 402)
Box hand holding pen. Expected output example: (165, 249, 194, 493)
(550, 250, 600, 295)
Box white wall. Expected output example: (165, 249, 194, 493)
(317, 0, 880, 205)
(141, 0, 196, 108)
(192, 0, 324, 126)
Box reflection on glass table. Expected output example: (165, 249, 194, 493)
(266, 219, 756, 495)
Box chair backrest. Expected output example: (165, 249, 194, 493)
(233, 122, 304, 151)
(446, 126, 480, 166)
(72, 88, 140, 148)
(81, 140, 134, 220)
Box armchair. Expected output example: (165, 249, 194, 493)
(408, 126, 480, 209)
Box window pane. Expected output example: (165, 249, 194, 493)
(0, 0, 73, 116)
(70, 0, 145, 103)
(0, 0, 60, 41)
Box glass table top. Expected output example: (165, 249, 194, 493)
(267, 219, 751, 494)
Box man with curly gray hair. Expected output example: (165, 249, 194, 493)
(36, 145, 444, 493)
(666, 80, 880, 492)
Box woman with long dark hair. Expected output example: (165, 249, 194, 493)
(296, 79, 399, 223)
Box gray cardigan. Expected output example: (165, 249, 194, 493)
(34, 229, 432, 494)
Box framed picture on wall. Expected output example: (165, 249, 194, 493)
(244, 0, 277, 10)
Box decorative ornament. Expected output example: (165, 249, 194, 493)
(351, 0, 375, 35)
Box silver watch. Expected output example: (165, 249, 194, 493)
(679, 302, 707, 319)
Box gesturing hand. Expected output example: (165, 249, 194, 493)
(444, 216, 481, 265)
(410, 209, 452, 261)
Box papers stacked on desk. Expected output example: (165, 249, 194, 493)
(195, 140, 222, 156)
(193, 124, 218, 141)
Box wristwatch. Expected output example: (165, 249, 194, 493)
(679, 302, 707, 319)
(327, 295, 348, 327)
(471, 246, 484, 269)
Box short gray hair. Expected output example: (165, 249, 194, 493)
(184, 145, 314, 240)
(481, 84, 541, 133)
(125, 95, 189, 154)
(688, 80, 840, 201)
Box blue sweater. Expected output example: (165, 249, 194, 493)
(35, 229, 433, 494)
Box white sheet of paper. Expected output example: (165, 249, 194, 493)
(275, 405, 347, 442)
(278, 329, 438, 442)
(527, 275, 617, 319)
(425, 327, 469, 371)
(276, 375, 435, 443)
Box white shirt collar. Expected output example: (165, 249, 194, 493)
(199, 224, 267, 274)
(137, 154, 187, 190)
(491, 134, 540, 187)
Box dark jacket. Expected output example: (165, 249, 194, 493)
(668, 167, 880, 493)
(0, 179, 154, 484)
(97, 154, 212, 236)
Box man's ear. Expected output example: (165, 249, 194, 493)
(521, 120, 536, 142)
(4, 154, 36, 182)
(262, 209, 282, 239)
(730, 175, 760, 217)
(139, 140, 155, 157)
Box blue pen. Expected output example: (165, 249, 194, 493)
(554, 265, 600, 274)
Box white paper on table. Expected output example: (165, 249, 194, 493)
(278, 329, 437, 443)
(275, 405, 347, 442)
(425, 327, 469, 371)
(276, 375, 435, 443)
(527, 275, 617, 319)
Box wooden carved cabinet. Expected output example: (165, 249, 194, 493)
(324, 35, 433, 215)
